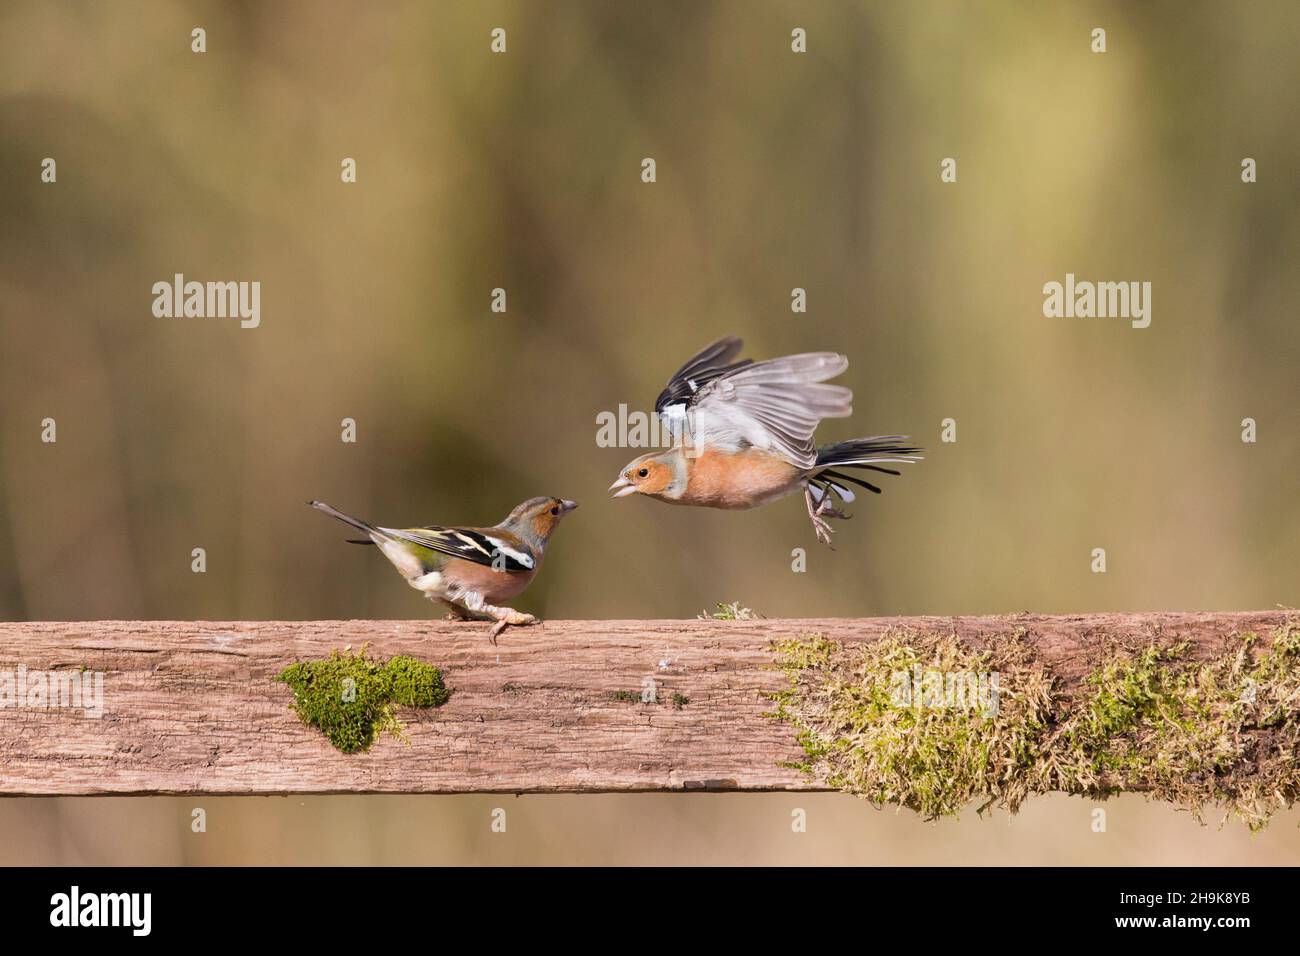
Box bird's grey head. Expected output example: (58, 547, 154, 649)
(501, 496, 579, 548)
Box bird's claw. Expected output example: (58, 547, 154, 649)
(488, 611, 538, 645)
(816, 503, 852, 521)
(811, 515, 836, 548)
(805, 486, 849, 547)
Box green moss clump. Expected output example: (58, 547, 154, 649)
(276, 649, 451, 753)
(387, 654, 452, 708)
(770, 620, 1300, 829)
(1051, 624, 1300, 831)
(771, 630, 1054, 819)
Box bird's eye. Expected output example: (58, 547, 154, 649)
(549, 506, 559, 516)
(638, 468, 649, 478)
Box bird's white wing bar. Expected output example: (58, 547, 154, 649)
(486, 539, 536, 570)
(380, 527, 535, 572)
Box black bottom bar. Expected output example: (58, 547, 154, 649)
(0, 866, 1283, 941)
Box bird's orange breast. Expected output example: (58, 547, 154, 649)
(679, 447, 801, 510)
(441, 558, 536, 602)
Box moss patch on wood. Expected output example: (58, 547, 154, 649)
(276, 649, 451, 753)
(770, 620, 1300, 829)
(700, 601, 762, 621)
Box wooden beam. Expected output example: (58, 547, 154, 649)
(0, 612, 1288, 796)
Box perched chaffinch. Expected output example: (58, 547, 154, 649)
(309, 497, 578, 642)
(608, 336, 921, 546)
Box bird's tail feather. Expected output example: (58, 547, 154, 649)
(309, 500, 381, 539)
(808, 436, 923, 499)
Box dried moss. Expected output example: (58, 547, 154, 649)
(1051, 623, 1300, 830)
(771, 630, 1054, 818)
(276, 648, 451, 753)
(701, 601, 762, 621)
(770, 620, 1300, 829)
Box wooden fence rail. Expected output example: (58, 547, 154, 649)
(0, 612, 1289, 796)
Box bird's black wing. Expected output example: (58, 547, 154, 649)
(653, 335, 751, 414)
(379, 526, 536, 572)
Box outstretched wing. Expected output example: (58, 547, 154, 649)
(378, 526, 536, 573)
(654, 336, 751, 416)
(656, 338, 853, 469)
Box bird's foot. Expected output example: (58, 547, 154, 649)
(815, 497, 852, 521)
(810, 515, 836, 548)
(487, 610, 538, 645)
(805, 485, 840, 548)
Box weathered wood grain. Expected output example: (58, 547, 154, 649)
(0, 613, 1287, 795)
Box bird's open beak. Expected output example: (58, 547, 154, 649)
(560, 499, 579, 512)
(608, 476, 637, 499)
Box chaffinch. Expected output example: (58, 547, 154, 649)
(309, 497, 578, 642)
(608, 336, 921, 546)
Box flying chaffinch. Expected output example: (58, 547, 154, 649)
(607, 336, 921, 546)
(309, 497, 578, 643)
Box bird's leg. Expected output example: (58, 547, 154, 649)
(485, 607, 538, 645)
(815, 493, 852, 522)
(804, 485, 836, 548)
(463, 594, 538, 645)
(435, 599, 476, 622)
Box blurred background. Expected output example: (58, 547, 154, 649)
(1, 0, 1297, 863)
